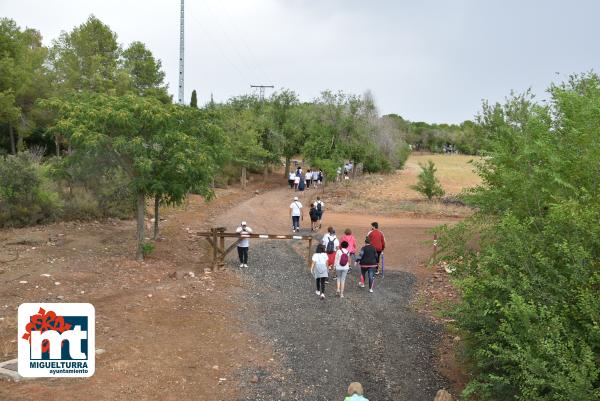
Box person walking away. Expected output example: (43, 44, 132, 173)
(314, 197, 325, 229)
(235, 221, 253, 267)
(311, 244, 329, 300)
(344, 382, 369, 401)
(305, 169, 312, 189)
(340, 228, 357, 268)
(290, 196, 303, 232)
(309, 204, 319, 231)
(367, 222, 385, 274)
(334, 241, 351, 297)
(322, 227, 340, 271)
(356, 237, 378, 293)
(293, 174, 300, 191)
(298, 174, 306, 192)
(318, 169, 324, 186)
(288, 171, 295, 189)
(312, 169, 319, 188)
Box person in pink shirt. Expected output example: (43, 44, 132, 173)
(340, 228, 357, 268)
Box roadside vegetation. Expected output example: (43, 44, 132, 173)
(438, 74, 600, 401)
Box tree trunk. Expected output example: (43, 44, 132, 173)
(136, 193, 145, 261)
(241, 166, 247, 190)
(9, 124, 16, 155)
(263, 164, 268, 181)
(153, 194, 160, 240)
(284, 157, 290, 178)
(17, 133, 23, 152)
(55, 134, 60, 157)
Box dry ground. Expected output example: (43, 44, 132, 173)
(0, 153, 478, 399)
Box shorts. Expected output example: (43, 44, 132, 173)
(336, 268, 348, 283)
(327, 252, 336, 267)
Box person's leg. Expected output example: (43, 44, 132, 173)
(339, 270, 347, 296)
(336, 270, 341, 294)
(237, 247, 244, 266)
(241, 247, 248, 265)
(368, 267, 375, 290)
(320, 277, 325, 295)
(360, 269, 367, 287)
(316, 278, 320, 294)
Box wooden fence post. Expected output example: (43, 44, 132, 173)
(307, 237, 313, 268)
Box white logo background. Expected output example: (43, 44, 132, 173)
(18, 303, 95, 378)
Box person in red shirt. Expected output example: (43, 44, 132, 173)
(367, 222, 385, 274)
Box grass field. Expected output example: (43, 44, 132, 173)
(332, 153, 482, 217)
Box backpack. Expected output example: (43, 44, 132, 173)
(309, 208, 318, 220)
(316, 201, 322, 212)
(339, 250, 349, 267)
(326, 236, 336, 253)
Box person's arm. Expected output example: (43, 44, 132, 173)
(310, 259, 316, 275)
(381, 232, 385, 251)
(334, 250, 341, 267)
(247, 227, 253, 233)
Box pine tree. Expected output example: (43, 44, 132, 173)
(410, 160, 445, 200)
(190, 89, 198, 108)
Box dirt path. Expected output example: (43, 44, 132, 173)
(212, 184, 460, 399)
(1, 177, 461, 400)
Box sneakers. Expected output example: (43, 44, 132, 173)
(336, 290, 340, 297)
(239, 263, 244, 268)
(369, 289, 374, 293)
(315, 290, 321, 296)
(243, 264, 248, 268)
(340, 294, 344, 298)
(320, 293, 325, 300)
(359, 283, 365, 288)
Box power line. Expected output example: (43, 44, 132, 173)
(178, 0, 185, 105)
(250, 85, 274, 101)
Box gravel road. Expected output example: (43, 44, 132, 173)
(232, 237, 448, 401)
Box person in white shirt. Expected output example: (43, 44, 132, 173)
(236, 221, 253, 267)
(289, 196, 303, 232)
(288, 171, 295, 189)
(305, 170, 312, 189)
(312, 169, 319, 187)
(293, 175, 300, 191)
(321, 226, 340, 269)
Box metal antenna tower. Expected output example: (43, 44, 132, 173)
(250, 85, 274, 101)
(178, 0, 185, 105)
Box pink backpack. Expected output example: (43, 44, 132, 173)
(339, 250, 349, 267)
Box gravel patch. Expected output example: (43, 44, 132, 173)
(232, 238, 448, 401)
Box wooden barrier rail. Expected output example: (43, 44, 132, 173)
(197, 227, 314, 270)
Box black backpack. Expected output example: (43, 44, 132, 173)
(326, 236, 336, 253)
(316, 201, 322, 212)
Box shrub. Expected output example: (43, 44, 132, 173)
(410, 160, 445, 200)
(0, 153, 61, 227)
(441, 74, 600, 401)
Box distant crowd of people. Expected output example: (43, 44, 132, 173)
(288, 166, 323, 191)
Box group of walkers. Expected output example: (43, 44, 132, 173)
(289, 195, 324, 232)
(288, 166, 324, 191)
(311, 222, 385, 300)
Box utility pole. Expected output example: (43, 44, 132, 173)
(178, 0, 185, 105)
(250, 85, 274, 101)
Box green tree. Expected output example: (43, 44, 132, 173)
(121, 41, 170, 102)
(410, 160, 444, 200)
(42, 93, 221, 260)
(49, 15, 121, 94)
(439, 73, 600, 401)
(270, 89, 300, 177)
(190, 89, 198, 108)
(0, 19, 50, 154)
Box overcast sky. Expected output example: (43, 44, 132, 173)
(2, 0, 599, 123)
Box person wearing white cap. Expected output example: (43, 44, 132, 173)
(235, 221, 253, 267)
(289, 196, 303, 232)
